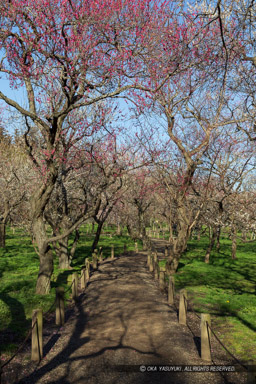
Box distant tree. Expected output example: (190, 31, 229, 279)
(0, 131, 32, 247)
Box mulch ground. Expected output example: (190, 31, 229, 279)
(1, 242, 248, 384)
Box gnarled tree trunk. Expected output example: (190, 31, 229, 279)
(92, 222, 104, 252)
(33, 216, 54, 295)
(70, 230, 80, 264)
(205, 227, 217, 263)
(31, 168, 57, 295)
(166, 202, 191, 275)
(58, 235, 69, 269)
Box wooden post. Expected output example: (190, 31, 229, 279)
(92, 252, 98, 269)
(135, 241, 138, 252)
(72, 272, 78, 300)
(149, 255, 154, 272)
(165, 245, 168, 258)
(179, 289, 187, 325)
(80, 268, 87, 290)
(168, 276, 175, 305)
(56, 287, 65, 326)
(147, 251, 151, 267)
(85, 259, 90, 281)
(201, 314, 211, 361)
(247, 360, 256, 384)
(123, 243, 127, 253)
(111, 244, 114, 259)
(31, 309, 43, 361)
(159, 267, 165, 291)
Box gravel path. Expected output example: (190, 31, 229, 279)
(9, 247, 247, 384)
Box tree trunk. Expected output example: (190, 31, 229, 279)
(216, 226, 221, 253)
(166, 221, 190, 274)
(92, 222, 103, 252)
(231, 225, 237, 260)
(165, 196, 194, 275)
(0, 222, 6, 248)
(58, 236, 69, 269)
(141, 224, 148, 250)
(126, 223, 136, 240)
(70, 230, 80, 263)
(205, 227, 217, 263)
(197, 226, 201, 241)
(169, 221, 173, 243)
(33, 217, 54, 295)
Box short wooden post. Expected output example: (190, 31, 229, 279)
(147, 251, 151, 267)
(159, 268, 165, 291)
(135, 241, 138, 252)
(247, 360, 256, 384)
(149, 255, 154, 272)
(72, 272, 78, 300)
(165, 245, 168, 258)
(80, 267, 87, 290)
(201, 314, 211, 361)
(56, 287, 65, 326)
(31, 309, 43, 361)
(168, 276, 175, 305)
(157, 232, 160, 239)
(179, 289, 187, 325)
(92, 252, 98, 269)
(85, 259, 90, 281)
(111, 244, 114, 259)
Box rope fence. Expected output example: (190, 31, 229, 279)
(0, 244, 122, 382)
(146, 246, 255, 382)
(206, 321, 249, 371)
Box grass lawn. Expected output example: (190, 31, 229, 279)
(0, 225, 138, 355)
(165, 235, 256, 362)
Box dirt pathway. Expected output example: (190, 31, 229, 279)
(13, 247, 247, 384)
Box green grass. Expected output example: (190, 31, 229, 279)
(171, 235, 256, 361)
(0, 225, 139, 355)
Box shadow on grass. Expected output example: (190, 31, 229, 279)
(0, 292, 28, 353)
